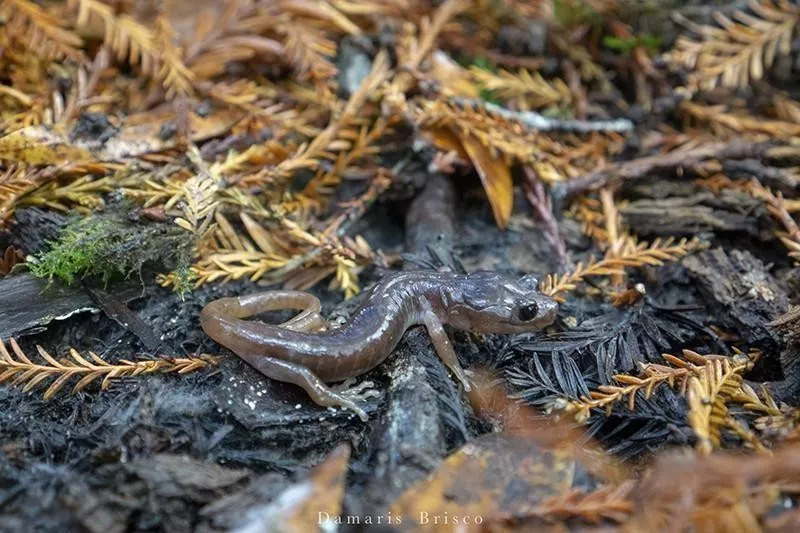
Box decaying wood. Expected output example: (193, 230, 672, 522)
(770, 307, 800, 343)
(404, 173, 456, 256)
(621, 191, 764, 237)
(722, 159, 800, 192)
(768, 307, 800, 401)
(0, 274, 98, 338)
(683, 248, 790, 348)
(85, 286, 165, 353)
(564, 141, 777, 197)
(359, 167, 466, 511)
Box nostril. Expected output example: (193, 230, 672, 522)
(545, 300, 559, 321)
(518, 274, 539, 290)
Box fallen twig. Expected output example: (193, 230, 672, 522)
(563, 141, 777, 197)
(523, 166, 567, 265)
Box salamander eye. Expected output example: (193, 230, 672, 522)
(518, 302, 539, 321)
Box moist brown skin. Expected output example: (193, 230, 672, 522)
(200, 270, 558, 420)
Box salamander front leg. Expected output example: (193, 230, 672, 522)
(236, 352, 370, 421)
(419, 297, 472, 392)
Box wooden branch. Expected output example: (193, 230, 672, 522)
(563, 141, 777, 197)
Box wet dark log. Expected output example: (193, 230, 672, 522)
(563, 141, 776, 197)
(768, 308, 800, 402)
(621, 192, 764, 237)
(86, 286, 164, 353)
(358, 172, 469, 511)
(404, 173, 456, 255)
(0, 274, 97, 338)
(683, 248, 790, 349)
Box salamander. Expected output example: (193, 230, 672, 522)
(200, 270, 558, 420)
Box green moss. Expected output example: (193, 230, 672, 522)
(29, 217, 114, 284)
(29, 212, 193, 286)
(171, 262, 197, 300)
(553, 0, 602, 27)
(602, 34, 663, 55)
(478, 88, 502, 105)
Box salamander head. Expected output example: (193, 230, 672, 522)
(441, 271, 558, 334)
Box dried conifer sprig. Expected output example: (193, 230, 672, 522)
(560, 348, 782, 453)
(69, 0, 194, 97)
(175, 174, 219, 236)
(1, 0, 84, 61)
(154, 16, 195, 98)
(0, 338, 220, 400)
(491, 482, 635, 525)
(670, 0, 800, 90)
(747, 180, 800, 262)
(681, 101, 800, 139)
(151, 54, 393, 296)
(540, 237, 706, 301)
(557, 354, 699, 423)
(174, 148, 220, 237)
(412, 96, 624, 197)
(176, 170, 390, 296)
(234, 49, 390, 192)
(0, 166, 47, 227)
(413, 97, 548, 167)
(469, 66, 572, 110)
(571, 197, 607, 243)
(20, 175, 114, 215)
(686, 353, 758, 454)
(385, 0, 469, 102)
(572, 189, 633, 287)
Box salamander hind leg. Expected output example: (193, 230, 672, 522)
(237, 353, 371, 421)
(280, 311, 329, 332)
(331, 376, 380, 402)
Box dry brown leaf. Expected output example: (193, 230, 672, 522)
(389, 432, 578, 531)
(265, 443, 350, 530)
(460, 133, 514, 229)
(420, 124, 514, 229)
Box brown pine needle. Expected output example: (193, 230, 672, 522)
(670, 1, 800, 90)
(560, 348, 775, 454)
(748, 180, 800, 262)
(540, 237, 706, 301)
(2, 0, 84, 61)
(174, 147, 220, 237)
(0, 338, 220, 400)
(69, 0, 195, 96)
(469, 66, 572, 110)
